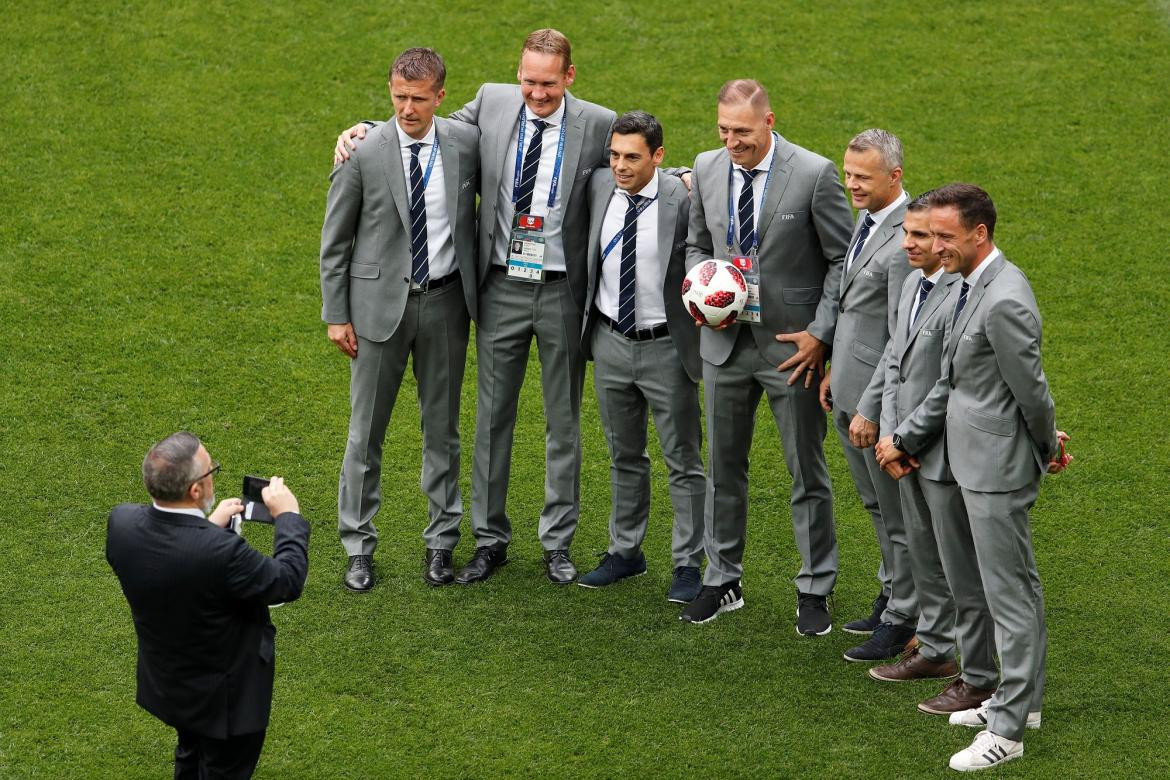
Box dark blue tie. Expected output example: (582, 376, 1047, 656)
(737, 169, 761, 253)
(408, 142, 429, 286)
(513, 119, 548, 214)
(909, 277, 935, 334)
(617, 195, 642, 335)
(849, 214, 875, 270)
(953, 280, 970, 325)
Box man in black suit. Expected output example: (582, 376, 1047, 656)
(106, 432, 310, 779)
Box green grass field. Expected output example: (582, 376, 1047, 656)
(3, 1, 1169, 776)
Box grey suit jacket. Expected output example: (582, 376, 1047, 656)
(686, 134, 854, 367)
(320, 117, 480, 338)
(875, 271, 962, 481)
(581, 169, 700, 382)
(896, 254, 1058, 492)
(830, 201, 912, 419)
(449, 84, 616, 315)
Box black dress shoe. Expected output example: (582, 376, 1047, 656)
(345, 555, 374, 592)
(455, 544, 507, 584)
(544, 549, 577, 584)
(423, 548, 455, 586)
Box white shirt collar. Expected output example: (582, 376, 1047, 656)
(152, 502, 206, 519)
(866, 189, 908, 229)
(733, 133, 776, 175)
(524, 99, 566, 127)
(613, 170, 660, 201)
(396, 119, 437, 148)
(964, 247, 1001, 287)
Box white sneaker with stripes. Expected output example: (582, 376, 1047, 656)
(949, 703, 1042, 730)
(948, 730, 1022, 772)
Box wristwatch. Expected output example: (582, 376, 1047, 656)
(891, 433, 909, 455)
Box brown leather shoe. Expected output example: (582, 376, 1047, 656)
(917, 678, 996, 715)
(869, 645, 960, 682)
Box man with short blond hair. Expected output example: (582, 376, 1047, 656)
(681, 79, 853, 628)
(322, 47, 481, 591)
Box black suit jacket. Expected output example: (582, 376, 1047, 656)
(106, 504, 310, 738)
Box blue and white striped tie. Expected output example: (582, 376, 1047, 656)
(408, 142, 429, 286)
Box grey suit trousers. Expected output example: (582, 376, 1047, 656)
(591, 325, 705, 568)
(918, 475, 998, 688)
(472, 269, 584, 549)
(962, 479, 1048, 740)
(703, 328, 837, 594)
(833, 408, 917, 627)
(338, 282, 469, 555)
(899, 472, 957, 661)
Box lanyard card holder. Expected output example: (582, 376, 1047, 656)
(508, 214, 545, 282)
(730, 255, 762, 323)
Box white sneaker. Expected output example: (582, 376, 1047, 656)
(949, 703, 1042, 730)
(949, 730, 1023, 772)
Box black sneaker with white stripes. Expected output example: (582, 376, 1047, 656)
(679, 581, 744, 624)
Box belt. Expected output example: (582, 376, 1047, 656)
(409, 271, 460, 294)
(490, 264, 568, 282)
(595, 311, 671, 342)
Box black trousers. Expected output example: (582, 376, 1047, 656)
(174, 729, 266, 779)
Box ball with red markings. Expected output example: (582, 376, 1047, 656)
(681, 259, 748, 327)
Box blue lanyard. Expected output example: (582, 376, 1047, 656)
(418, 139, 440, 193)
(600, 193, 659, 261)
(725, 131, 779, 256)
(511, 106, 569, 212)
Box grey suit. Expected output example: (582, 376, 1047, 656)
(581, 169, 704, 566)
(896, 252, 1055, 741)
(448, 85, 615, 550)
(687, 134, 854, 593)
(321, 116, 480, 555)
(875, 271, 996, 682)
(830, 200, 916, 626)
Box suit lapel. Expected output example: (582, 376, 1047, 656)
(559, 95, 586, 204)
(492, 92, 524, 194)
(901, 273, 954, 361)
(378, 122, 413, 234)
(946, 255, 1005, 364)
(842, 215, 898, 294)
(587, 171, 614, 296)
(436, 118, 459, 236)
(710, 150, 732, 254)
(755, 135, 794, 245)
(656, 171, 677, 267)
(895, 275, 919, 360)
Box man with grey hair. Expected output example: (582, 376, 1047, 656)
(817, 128, 917, 661)
(106, 432, 309, 779)
(681, 78, 853, 629)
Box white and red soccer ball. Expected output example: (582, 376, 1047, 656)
(681, 259, 748, 327)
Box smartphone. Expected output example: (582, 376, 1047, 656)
(242, 475, 270, 503)
(240, 476, 274, 523)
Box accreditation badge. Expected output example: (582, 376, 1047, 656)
(730, 255, 762, 323)
(508, 214, 546, 282)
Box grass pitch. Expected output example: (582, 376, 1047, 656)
(2, 1, 1168, 777)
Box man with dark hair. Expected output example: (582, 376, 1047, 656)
(321, 47, 480, 591)
(334, 30, 616, 585)
(681, 79, 854, 628)
(819, 128, 917, 661)
(866, 195, 997, 713)
(877, 183, 1069, 771)
(577, 111, 704, 602)
(106, 433, 309, 779)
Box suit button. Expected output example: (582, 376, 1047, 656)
(839, 305, 845, 313)
(402, 276, 409, 283)
(899, 376, 906, 383)
(949, 381, 956, 389)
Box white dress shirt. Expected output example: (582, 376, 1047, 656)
(596, 174, 665, 328)
(492, 100, 568, 272)
(731, 134, 776, 253)
(909, 266, 946, 324)
(396, 120, 456, 280)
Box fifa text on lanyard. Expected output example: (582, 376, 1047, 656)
(507, 108, 569, 283)
(725, 131, 778, 324)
